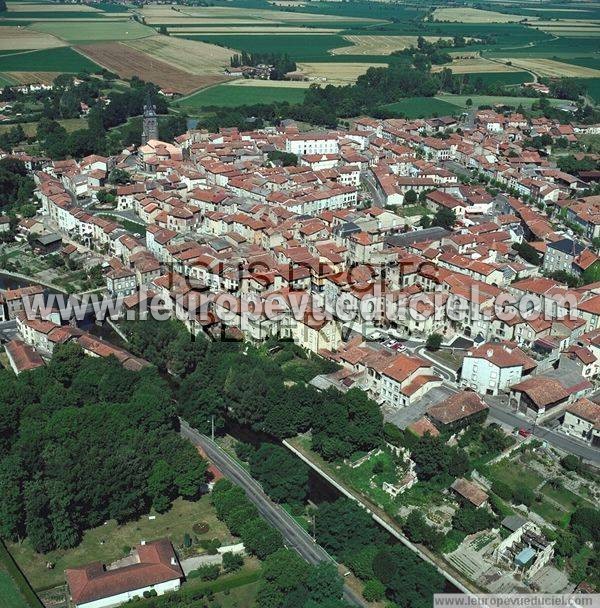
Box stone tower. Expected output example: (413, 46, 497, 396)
(141, 96, 159, 145)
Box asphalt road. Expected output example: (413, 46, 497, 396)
(178, 419, 367, 608)
(485, 403, 600, 465)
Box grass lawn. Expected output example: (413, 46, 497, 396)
(98, 213, 146, 237)
(485, 459, 544, 493)
(8, 496, 233, 591)
(216, 579, 261, 608)
(0, 117, 87, 137)
(394, 204, 429, 217)
(0, 570, 30, 608)
(178, 83, 306, 110)
(428, 349, 464, 371)
(0, 542, 42, 608)
(382, 96, 461, 118)
(0, 47, 99, 72)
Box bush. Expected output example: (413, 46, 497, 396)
(189, 564, 221, 581)
(441, 529, 466, 554)
(234, 441, 255, 462)
(426, 333, 443, 351)
(513, 486, 534, 507)
(363, 579, 386, 602)
(222, 552, 244, 573)
(491, 480, 512, 501)
(561, 454, 583, 474)
(199, 538, 221, 555)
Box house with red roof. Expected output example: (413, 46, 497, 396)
(66, 539, 183, 608)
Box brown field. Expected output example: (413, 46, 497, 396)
(124, 36, 234, 75)
(76, 43, 227, 94)
(0, 26, 66, 50)
(432, 7, 531, 22)
(500, 57, 600, 77)
(297, 61, 385, 83)
(5, 71, 62, 84)
(432, 57, 522, 74)
(332, 34, 468, 56)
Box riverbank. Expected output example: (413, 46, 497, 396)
(284, 435, 478, 594)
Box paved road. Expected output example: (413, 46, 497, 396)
(179, 419, 367, 607)
(361, 171, 385, 208)
(485, 402, 600, 465)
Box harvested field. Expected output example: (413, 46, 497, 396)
(500, 57, 600, 77)
(332, 34, 460, 56)
(0, 26, 66, 50)
(30, 20, 154, 43)
(432, 7, 530, 22)
(297, 61, 385, 83)
(5, 71, 61, 85)
(76, 43, 226, 94)
(124, 36, 234, 75)
(431, 57, 523, 74)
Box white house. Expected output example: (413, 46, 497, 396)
(66, 539, 183, 608)
(561, 397, 600, 447)
(461, 341, 537, 396)
(285, 133, 339, 156)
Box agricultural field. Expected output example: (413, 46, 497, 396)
(498, 57, 600, 78)
(297, 61, 385, 83)
(332, 34, 459, 56)
(75, 42, 225, 94)
(178, 82, 307, 110)
(431, 57, 525, 75)
(29, 20, 154, 44)
(124, 35, 234, 76)
(0, 26, 65, 50)
(0, 117, 86, 137)
(0, 46, 99, 73)
(435, 94, 564, 109)
(432, 7, 532, 23)
(382, 96, 462, 119)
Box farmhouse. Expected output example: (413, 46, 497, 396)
(66, 539, 183, 608)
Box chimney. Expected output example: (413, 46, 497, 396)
(171, 557, 177, 566)
(487, 349, 493, 358)
(140, 540, 146, 546)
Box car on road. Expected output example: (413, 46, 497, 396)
(518, 427, 532, 438)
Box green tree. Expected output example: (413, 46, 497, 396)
(249, 444, 309, 505)
(425, 333, 443, 351)
(363, 579, 385, 602)
(404, 189, 417, 205)
(222, 551, 244, 572)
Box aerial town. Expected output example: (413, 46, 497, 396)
(0, 1, 599, 604)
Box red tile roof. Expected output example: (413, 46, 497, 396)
(66, 539, 182, 606)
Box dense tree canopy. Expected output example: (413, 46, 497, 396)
(0, 343, 207, 552)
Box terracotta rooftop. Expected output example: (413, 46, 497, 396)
(427, 391, 488, 426)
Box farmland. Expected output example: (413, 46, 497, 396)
(382, 96, 462, 119)
(0, 0, 597, 107)
(76, 42, 225, 94)
(178, 82, 307, 109)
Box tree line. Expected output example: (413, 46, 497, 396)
(0, 343, 207, 553)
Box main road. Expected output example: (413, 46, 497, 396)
(178, 419, 367, 608)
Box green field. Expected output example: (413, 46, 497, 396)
(436, 94, 564, 109)
(0, 47, 99, 72)
(382, 96, 461, 118)
(0, 542, 42, 608)
(30, 20, 154, 43)
(181, 33, 348, 62)
(178, 83, 307, 109)
(461, 71, 532, 86)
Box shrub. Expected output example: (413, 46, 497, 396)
(222, 552, 244, 573)
(513, 486, 534, 507)
(441, 529, 466, 554)
(363, 579, 386, 602)
(491, 480, 512, 501)
(189, 564, 221, 581)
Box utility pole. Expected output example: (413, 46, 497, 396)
(211, 415, 215, 442)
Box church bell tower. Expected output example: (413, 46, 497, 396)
(141, 96, 159, 145)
